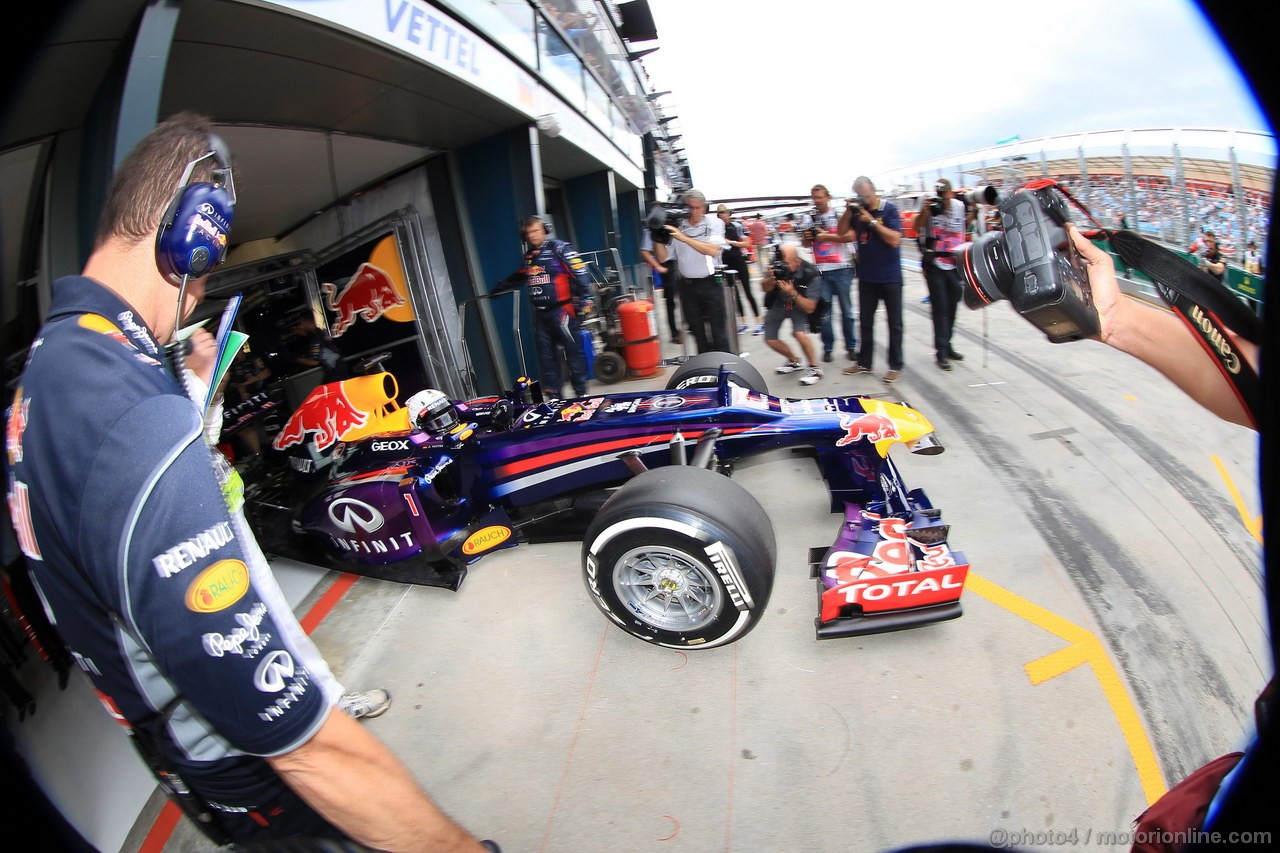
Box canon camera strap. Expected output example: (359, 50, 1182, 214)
(1109, 229, 1262, 428)
(1025, 179, 1261, 428)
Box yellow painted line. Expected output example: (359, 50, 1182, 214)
(965, 571, 1167, 805)
(1211, 454, 1264, 544)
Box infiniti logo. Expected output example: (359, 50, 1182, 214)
(328, 498, 385, 534)
(255, 651, 294, 693)
(197, 202, 217, 215)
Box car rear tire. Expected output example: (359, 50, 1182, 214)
(595, 350, 627, 384)
(582, 465, 776, 649)
(665, 351, 768, 395)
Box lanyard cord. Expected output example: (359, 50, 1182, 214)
(1022, 179, 1260, 427)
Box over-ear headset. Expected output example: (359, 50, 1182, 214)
(520, 214, 552, 245)
(155, 133, 237, 285)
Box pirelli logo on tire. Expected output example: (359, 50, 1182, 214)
(672, 375, 716, 390)
(584, 554, 625, 627)
(704, 540, 752, 610)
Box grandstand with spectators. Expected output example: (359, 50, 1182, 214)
(883, 127, 1274, 265)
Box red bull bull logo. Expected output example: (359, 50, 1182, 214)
(273, 384, 370, 452)
(322, 263, 407, 337)
(836, 413, 899, 446)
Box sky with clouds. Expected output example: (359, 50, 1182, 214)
(638, 0, 1272, 200)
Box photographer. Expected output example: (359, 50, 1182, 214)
(1200, 230, 1227, 283)
(656, 189, 731, 353)
(761, 244, 824, 386)
(839, 176, 906, 383)
(914, 178, 972, 371)
(718, 204, 763, 335)
(802, 184, 858, 364)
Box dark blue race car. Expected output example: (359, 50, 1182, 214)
(245, 353, 970, 649)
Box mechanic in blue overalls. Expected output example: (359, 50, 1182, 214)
(494, 215, 593, 398)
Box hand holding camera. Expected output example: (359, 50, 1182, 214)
(957, 182, 1099, 343)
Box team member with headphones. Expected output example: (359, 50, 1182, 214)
(4, 113, 495, 851)
(493, 214, 594, 398)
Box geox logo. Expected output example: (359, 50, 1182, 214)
(704, 541, 751, 610)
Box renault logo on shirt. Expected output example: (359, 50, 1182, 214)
(328, 497, 385, 534)
(255, 650, 295, 693)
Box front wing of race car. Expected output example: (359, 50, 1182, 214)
(809, 481, 969, 640)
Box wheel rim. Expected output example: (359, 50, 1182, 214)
(612, 545, 723, 632)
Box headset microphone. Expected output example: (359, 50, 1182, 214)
(158, 133, 237, 392)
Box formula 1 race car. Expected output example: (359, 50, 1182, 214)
(243, 353, 970, 649)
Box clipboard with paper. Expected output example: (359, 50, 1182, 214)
(176, 294, 248, 414)
(205, 294, 248, 412)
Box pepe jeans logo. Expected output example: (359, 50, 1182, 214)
(328, 498, 385, 534)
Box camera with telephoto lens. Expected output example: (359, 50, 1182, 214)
(929, 184, 998, 216)
(645, 202, 690, 245)
(957, 183, 1099, 343)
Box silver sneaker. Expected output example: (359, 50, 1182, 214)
(775, 360, 803, 374)
(339, 688, 392, 720)
(799, 366, 823, 386)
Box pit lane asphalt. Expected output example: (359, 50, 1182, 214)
(149, 253, 1266, 853)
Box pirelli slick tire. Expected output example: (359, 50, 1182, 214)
(582, 465, 776, 649)
(665, 351, 768, 395)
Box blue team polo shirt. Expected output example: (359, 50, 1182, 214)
(5, 276, 341, 815)
(855, 199, 904, 283)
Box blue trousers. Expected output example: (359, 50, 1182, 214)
(818, 266, 856, 355)
(534, 307, 588, 397)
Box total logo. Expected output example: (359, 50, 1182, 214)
(328, 497, 385, 534)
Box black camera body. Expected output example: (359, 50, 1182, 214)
(645, 202, 689, 245)
(770, 243, 793, 281)
(957, 184, 1099, 343)
(800, 206, 828, 243)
